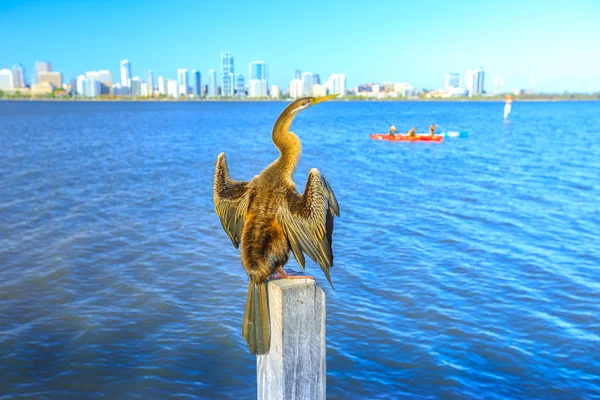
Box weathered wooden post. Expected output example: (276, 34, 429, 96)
(257, 276, 326, 400)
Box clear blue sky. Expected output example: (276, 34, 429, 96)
(1, 0, 599, 92)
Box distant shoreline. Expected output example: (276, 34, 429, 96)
(1, 97, 599, 103)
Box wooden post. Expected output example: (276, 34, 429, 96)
(257, 276, 326, 400)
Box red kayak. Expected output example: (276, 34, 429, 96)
(370, 133, 444, 142)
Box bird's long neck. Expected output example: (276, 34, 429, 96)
(272, 107, 301, 180)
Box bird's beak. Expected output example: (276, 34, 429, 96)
(310, 93, 339, 105)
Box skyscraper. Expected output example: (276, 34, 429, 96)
(146, 70, 154, 95)
(208, 69, 217, 97)
(98, 70, 113, 94)
(130, 76, 141, 96)
(76, 75, 87, 96)
(84, 71, 101, 97)
(167, 79, 179, 98)
(11, 64, 26, 88)
(221, 52, 234, 96)
(158, 76, 167, 95)
(87, 76, 101, 97)
(445, 73, 461, 91)
(112, 83, 123, 96)
(312, 84, 327, 97)
(294, 70, 301, 80)
(289, 78, 302, 98)
(120, 59, 132, 91)
(235, 73, 246, 96)
(192, 70, 201, 97)
(313, 74, 320, 85)
(270, 85, 280, 99)
(248, 61, 268, 98)
(478, 68, 485, 95)
(177, 69, 189, 95)
(327, 73, 346, 96)
(69, 78, 77, 94)
(301, 72, 313, 97)
(140, 82, 149, 97)
(465, 68, 485, 97)
(0, 69, 14, 89)
(35, 61, 52, 77)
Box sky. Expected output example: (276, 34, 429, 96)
(1, 0, 599, 93)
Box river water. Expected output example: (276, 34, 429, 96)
(1, 100, 599, 399)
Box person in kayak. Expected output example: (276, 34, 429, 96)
(388, 125, 398, 136)
(429, 124, 436, 136)
(407, 127, 417, 137)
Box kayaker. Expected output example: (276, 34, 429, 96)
(429, 124, 436, 136)
(388, 125, 398, 136)
(407, 127, 417, 137)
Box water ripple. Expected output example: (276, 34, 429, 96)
(1, 101, 600, 398)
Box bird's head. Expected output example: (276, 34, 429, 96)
(288, 93, 339, 114)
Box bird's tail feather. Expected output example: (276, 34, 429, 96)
(242, 282, 270, 355)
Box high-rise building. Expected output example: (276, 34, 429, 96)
(248, 61, 268, 98)
(146, 70, 154, 96)
(208, 69, 217, 97)
(465, 68, 485, 97)
(158, 76, 167, 95)
(301, 72, 313, 97)
(294, 69, 301, 80)
(289, 78, 303, 98)
(131, 76, 141, 96)
(69, 78, 77, 94)
(12, 64, 26, 88)
(0, 69, 14, 89)
(35, 61, 52, 84)
(477, 68, 485, 95)
(326, 73, 346, 96)
(312, 84, 327, 97)
(120, 59, 132, 90)
(82, 73, 101, 97)
(38, 72, 63, 88)
(445, 73, 461, 91)
(192, 70, 201, 97)
(112, 83, 123, 96)
(83, 71, 101, 97)
(76, 75, 87, 96)
(221, 52, 234, 96)
(270, 85, 280, 99)
(98, 70, 112, 94)
(177, 69, 189, 95)
(167, 79, 178, 97)
(313, 74, 320, 85)
(85, 71, 99, 81)
(235, 73, 246, 96)
(140, 82, 149, 97)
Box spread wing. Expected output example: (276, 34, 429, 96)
(278, 168, 340, 287)
(213, 153, 253, 248)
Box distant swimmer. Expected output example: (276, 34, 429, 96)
(407, 127, 417, 137)
(388, 125, 398, 136)
(504, 94, 513, 120)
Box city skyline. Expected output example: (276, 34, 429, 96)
(0, 52, 579, 99)
(1, 0, 599, 93)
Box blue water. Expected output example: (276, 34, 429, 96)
(1, 100, 599, 399)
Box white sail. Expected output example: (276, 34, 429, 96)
(504, 103, 512, 120)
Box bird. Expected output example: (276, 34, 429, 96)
(213, 94, 340, 355)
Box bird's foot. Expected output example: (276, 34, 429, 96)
(269, 267, 315, 281)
